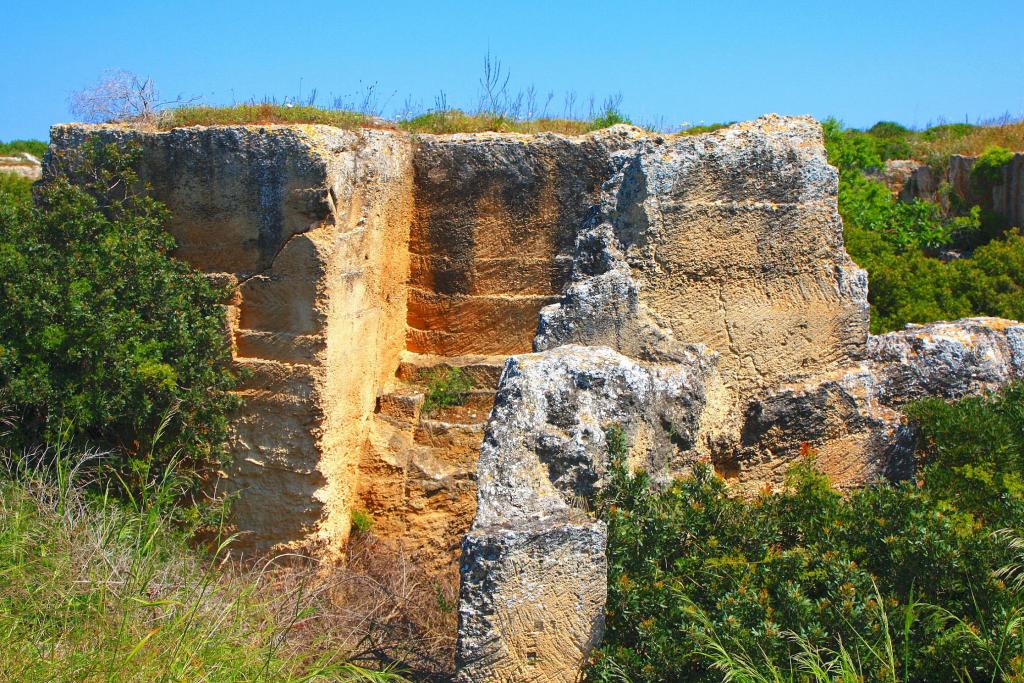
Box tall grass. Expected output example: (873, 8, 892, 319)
(0, 442, 409, 682)
(908, 116, 1024, 162)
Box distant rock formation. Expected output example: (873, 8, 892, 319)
(878, 153, 1024, 229)
(47, 118, 1024, 683)
(0, 152, 41, 179)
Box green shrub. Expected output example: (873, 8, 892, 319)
(972, 145, 1015, 185)
(0, 173, 34, 207)
(848, 226, 1024, 333)
(824, 119, 1024, 332)
(0, 139, 47, 158)
(0, 139, 237, 498)
(869, 121, 911, 139)
(590, 107, 630, 130)
(839, 172, 979, 251)
(907, 382, 1024, 525)
(421, 367, 474, 414)
(920, 123, 978, 142)
(589, 393, 1024, 681)
(351, 508, 374, 535)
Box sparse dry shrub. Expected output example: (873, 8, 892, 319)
(69, 69, 168, 125)
(243, 534, 458, 680)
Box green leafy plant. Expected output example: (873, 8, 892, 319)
(588, 385, 1024, 682)
(0, 173, 33, 207)
(0, 138, 238, 499)
(351, 508, 374, 535)
(972, 145, 1015, 185)
(0, 139, 47, 158)
(421, 367, 474, 414)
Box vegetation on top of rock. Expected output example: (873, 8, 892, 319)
(421, 367, 474, 415)
(0, 139, 47, 158)
(825, 118, 1024, 333)
(972, 145, 1016, 184)
(590, 382, 1024, 682)
(0, 138, 237, 502)
(158, 104, 634, 136)
(161, 103, 382, 130)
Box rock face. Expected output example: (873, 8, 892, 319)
(48, 118, 1024, 682)
(0, 153, 41, 179)
(456, 344, 726, 682)
(880, 153, 1024, 230)
(48, 124, 414, 552)
(455, 119, 1024, 681)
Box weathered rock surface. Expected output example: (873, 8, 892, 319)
(0, 153, 41, 179)
(456, 120, 1024, 681)
(458, 344, 725, 682)
(474, 344, 725, 527)
(540, 117, 870, 399)
(407, 129, 637, 356)
(48, 124, 414, 553)
(868, 317, 1024, 403)
(48, 118, 1024, 683)
(457, 518, 606, 683)
(881, 153, 1024, 229)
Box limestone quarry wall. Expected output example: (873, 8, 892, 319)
(48, 124, 414, 552)
(45, 117, 872, 566)
(407, 132, 629, 355)
(47, 119, 1024, 682)
(881, 153, 1024, 229)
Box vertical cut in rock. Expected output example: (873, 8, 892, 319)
(47, 124, 414, 553)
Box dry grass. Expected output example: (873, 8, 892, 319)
(308, 535, 459, 679)
(907, 117, 1024, 162)
(158, 104, 389, 131)
(397, 110, 607, 135)
(0, 446, 455, 681)
(138, 104, 628, 137)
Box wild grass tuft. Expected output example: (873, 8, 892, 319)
(421, 367, 474, 415)
(0, 439, 426, 681)
(160, 104, 382, 130)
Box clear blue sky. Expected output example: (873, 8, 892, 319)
(4, 0, 1023, 141)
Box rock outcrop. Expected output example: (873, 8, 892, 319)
(0, 152, 41, 179)
(455, 119, 1024, 681)
(48, 124, 414, 553)
(47, 118, 1024, 683)
(880, 153, 1024, 230)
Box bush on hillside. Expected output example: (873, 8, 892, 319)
(824, 119, 1024, 333)
(0, 173, 34, 207)
(907, 382, 1024, 525)
(0, 139, 47, 159)
(972, 145, 1015, 185)
(846, 226, 1024, 332)
(0, 139, 237, 499)
(589, 384, 1024, 681)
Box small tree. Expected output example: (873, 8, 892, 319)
(69, 70, 185, 125)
